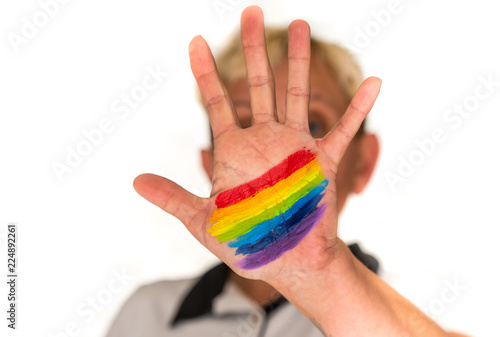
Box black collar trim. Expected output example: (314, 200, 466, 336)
(171, 263, 229, 326)
(170, 243, 379, 327)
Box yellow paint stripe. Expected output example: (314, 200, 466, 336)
(208, 159, 322, 236)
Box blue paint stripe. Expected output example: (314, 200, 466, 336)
(234, 192, 325, 255)
(228, 178, 328, 251)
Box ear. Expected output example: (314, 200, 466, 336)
(201, 148, 214, 181)
(352, 133, 379, 194)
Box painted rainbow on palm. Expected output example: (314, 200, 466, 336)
(208, 148, 329, 270)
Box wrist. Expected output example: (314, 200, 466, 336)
(267, 239, 393, 335)
(267, 240, 450, 336)
(267, 238, 359, 311)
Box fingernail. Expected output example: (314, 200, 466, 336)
(189, 35, 202, 53)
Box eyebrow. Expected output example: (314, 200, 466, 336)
(232, 94, 344, 114)
(309, 94, 343, 114)
(232, 100, 251, 108)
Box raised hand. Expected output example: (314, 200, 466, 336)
(133, 6, 381, 284)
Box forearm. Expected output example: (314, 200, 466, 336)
(269, 239, 456, 337)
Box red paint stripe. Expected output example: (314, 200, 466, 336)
(215, 148, 316, 208)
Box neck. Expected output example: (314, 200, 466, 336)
(228, 269, 283, 307)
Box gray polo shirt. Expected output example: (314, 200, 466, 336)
(106, 244, 378, 337)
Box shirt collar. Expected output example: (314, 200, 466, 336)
(170, 242, 378, 327)
(170, 263, 229, 326)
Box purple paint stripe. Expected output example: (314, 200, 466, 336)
(237, 204, 326, 270)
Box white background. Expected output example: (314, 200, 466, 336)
(1, 0, 499, 336)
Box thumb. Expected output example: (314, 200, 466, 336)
(133, 173, 209, 238)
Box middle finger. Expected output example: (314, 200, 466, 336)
(240, 6, 278, 125)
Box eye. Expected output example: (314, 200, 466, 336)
(238, 115, 251, 129)
(233, 102, 252, 128)
(235, 104, 252, 129)
(308, 119, 325, 138)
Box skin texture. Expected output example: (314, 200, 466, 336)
(213, 148, 318, 208)
(133, 5, 469, 337)
(200, 30, 380, 307)
(208, 151, 326, 240)
(208, 148, 329, 270)
(219, 53, 371, 212)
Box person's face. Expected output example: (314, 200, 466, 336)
(202, 54, 379, 212)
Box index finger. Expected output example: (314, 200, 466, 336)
(189, 35, 239, 139)
(322, 77, 382, 166)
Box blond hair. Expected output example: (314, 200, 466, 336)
(199, 27, 365, 137)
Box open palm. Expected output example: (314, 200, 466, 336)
(133, 6, 381, 283)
